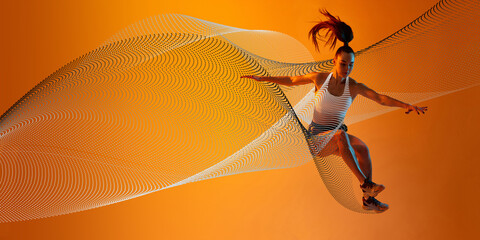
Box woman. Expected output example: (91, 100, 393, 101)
(241, 9, 427, 213)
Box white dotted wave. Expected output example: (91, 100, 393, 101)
(0, 0, 478, 221)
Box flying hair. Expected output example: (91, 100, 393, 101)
(308, 9, 354, 55)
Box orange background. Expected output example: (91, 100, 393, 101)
(1, 0, 479, 239)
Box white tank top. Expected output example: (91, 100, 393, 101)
(312, 72, 352, 126)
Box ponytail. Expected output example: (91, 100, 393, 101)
(308, 9, 354, 55)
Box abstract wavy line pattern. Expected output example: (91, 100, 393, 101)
(0, 0, 478, 222)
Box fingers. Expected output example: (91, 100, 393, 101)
(420, 106, 428, 114)
(405, 105, 428, 115)
(418, 106, 428, 114)
(406, 106, 428, 115)
(405, 106, 412, 114)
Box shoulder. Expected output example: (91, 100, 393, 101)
(348, 77, 369, 89)
(348, 77, 359, 85)
(311, 72, 330, 83)
(347, 77, 367, 96)
(309, 72, 329, 91)
(348, 78, 381, 99)
(310, 72, 330, 91)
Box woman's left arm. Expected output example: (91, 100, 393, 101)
(356, 82, 428, 115)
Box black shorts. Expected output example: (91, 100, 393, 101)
(307, 122, 348, 136)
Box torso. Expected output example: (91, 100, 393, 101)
(311, 72, 354, 126)
(313, 72, 358, 100)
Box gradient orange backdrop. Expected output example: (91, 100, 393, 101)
(1, 0, 479, 239)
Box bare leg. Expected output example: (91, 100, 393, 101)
(315, 131, 370, 183)
(335, 130, 367, 183)
(348, 134, 372, 181)
(316, 131, 387, 211)
(312, 130, 365, 183)
(340, 133, 377, 182)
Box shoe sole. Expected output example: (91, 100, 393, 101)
(362, 205, 388, 213)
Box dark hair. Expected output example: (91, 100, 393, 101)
(308, 9, 354, 57)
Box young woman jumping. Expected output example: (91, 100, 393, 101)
(241, 9, 427, 213)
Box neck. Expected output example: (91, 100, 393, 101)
(332, 71, 346, 83)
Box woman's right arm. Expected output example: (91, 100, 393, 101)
(241, 72, 317, 86)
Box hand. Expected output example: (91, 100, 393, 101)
(240, 75, 263, 81)
(405, 104, 428, 115)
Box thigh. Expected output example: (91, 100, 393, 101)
(347, 133, 367, 148)
(316, 130, 343, 157)
(319, 131, 367, 156)
(347, 133, 370, 156)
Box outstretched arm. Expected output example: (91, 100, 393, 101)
(356, 83, 428, 115)
(240, 72, 316, 86)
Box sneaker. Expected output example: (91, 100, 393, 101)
(362, 197, 389, 213)
(360, 179, 385, 198)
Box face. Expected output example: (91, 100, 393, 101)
(333, 51, 355, 78)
